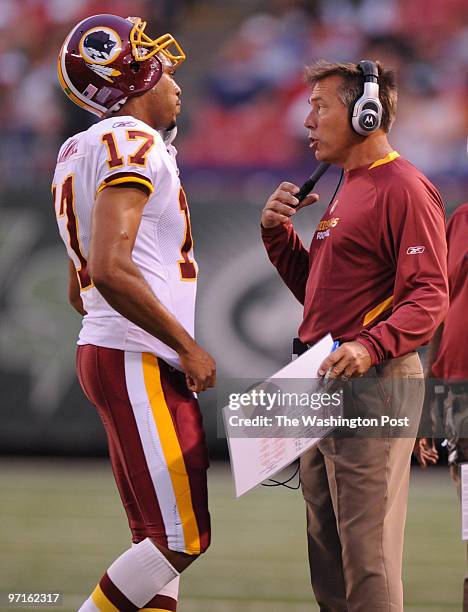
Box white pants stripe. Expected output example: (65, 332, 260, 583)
(124, 351, 185, 552)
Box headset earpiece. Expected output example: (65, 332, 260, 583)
(351, 60, 383, 136)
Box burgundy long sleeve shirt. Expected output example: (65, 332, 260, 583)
(262, 153, 449, 366)
(432, 203, 468, 380)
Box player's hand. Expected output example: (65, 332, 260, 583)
(261, 182, 319, 229)
(413, 437, 439, 468)
(318, 341, 372, 379)
(179, 343, 216, 393)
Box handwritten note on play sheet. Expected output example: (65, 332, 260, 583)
(224, 334, 334, 497)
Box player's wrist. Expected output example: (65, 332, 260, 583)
(175, 335, 198, 357)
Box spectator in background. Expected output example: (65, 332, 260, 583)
(1, 0, 467, 189)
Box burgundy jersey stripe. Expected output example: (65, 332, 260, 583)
(102, 171, 153, 185)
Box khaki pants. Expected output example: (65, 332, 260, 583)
(300, 352, 424, 612)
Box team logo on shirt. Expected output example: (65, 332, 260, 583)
(315, 217, 339, 240)
(57, 138, 78, 163)
(406, 246, 425, 254)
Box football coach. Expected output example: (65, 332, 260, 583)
(260, 60, 449, 611)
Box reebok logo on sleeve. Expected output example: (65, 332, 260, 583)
(406, 246, 425, 254)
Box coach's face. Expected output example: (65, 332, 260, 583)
(304, 75, 357, 165)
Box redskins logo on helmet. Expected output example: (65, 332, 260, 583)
(58, 14, 186, 117)
(80, 28, 122, 64)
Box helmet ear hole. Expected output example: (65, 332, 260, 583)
(130, 61, 140, 73)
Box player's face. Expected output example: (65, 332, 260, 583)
(148, 58, 182, 130)
(304, 76, 357, 165)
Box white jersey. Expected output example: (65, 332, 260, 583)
(52, 116, 197, 369)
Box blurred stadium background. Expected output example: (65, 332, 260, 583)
(0, 0, 467, 610)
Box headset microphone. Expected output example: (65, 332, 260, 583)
(295, 162, 331, 204)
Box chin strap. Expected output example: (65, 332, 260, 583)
(160, 126, 177, 146)
(106, 98, 129, 116)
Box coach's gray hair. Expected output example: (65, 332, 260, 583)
(304, 60, 398, 132)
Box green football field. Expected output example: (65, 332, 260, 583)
(0, 459, 464, 612)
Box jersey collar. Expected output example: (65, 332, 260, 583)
(368, 150, 400, 170)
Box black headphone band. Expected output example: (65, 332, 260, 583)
(358, 60, 378, 83)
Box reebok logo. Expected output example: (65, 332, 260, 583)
(407, 246, 425, 255)
(112, 120, 137, 128)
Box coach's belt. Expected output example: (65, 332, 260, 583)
(447, 381, 468, 394)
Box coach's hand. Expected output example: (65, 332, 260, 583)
(179, 343, 216, 393)
(413, 438, 439, 468)
(261, 182, 319, 228)
(318, 341, 372, 379)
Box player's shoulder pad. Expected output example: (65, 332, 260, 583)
(87, 117, 165, 176)
(56, 130, 87, 163)
(87, 116, 163, 147)
(91, 116, 163, 196)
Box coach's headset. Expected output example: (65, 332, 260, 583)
(351, 60, 383, 136)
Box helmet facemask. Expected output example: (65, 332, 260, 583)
(127, 17, 186, 67)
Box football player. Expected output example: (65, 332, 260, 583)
(53, 14, 216, 612)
